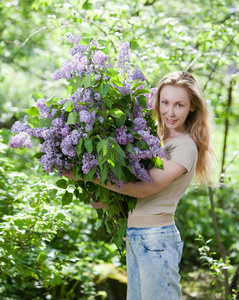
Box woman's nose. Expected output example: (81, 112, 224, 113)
(168, 106, 175, 116)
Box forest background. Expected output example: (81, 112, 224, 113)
(0, 0, 238, 299)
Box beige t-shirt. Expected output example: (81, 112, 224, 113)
(127, 134, 198, 228)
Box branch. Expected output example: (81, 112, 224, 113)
(0, 54, 46, 80)
(203, 34, 236, 91)
(185, 52, 202, 72)
(20, 24, 75, 48)
(219, 79, 233, 188)
(208, 186, 229, 293)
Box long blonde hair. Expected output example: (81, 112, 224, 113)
(154, 71, 215, 185)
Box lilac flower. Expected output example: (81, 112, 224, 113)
(107, 170, 123, 189)
(82, 88, 94, 103)
(132, 102, 143, 118)
(129, 160, 151, 183)
(92, 51, 107, 69)
(90, 38, 99, 48)
(70, 130, 82, 145)
(126, 133, 134, 143)
(133, 117, 147, 131)
(145, 87, 157, 109)
(82, 152, 98, 174)
(52, 117, 64, 128)
(131, 67, 146, 81)
(115, 126, 127, 145)
(61, 136, 76, 157)
(41, 129, 52, 140)
(9, 132, 33, 149)
(11, 120, 29, 133)
(98, 116, 104, 124)
(60, 124, 71, 138)
(117, 83, 132, 96)
(117, 42, 131, 75)
(79, 110, 91, 124)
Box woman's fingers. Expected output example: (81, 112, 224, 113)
(90, 202, 105, 209)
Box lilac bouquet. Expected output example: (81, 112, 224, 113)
(9, 35, 165, 247)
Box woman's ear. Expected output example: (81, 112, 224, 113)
(190, 104, 195, 112)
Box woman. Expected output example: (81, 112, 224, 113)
(65, 71, 215, 299)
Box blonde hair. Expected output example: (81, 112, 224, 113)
(154, 71, 215, 185)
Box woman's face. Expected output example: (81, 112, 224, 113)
(159, 85, 193, 133)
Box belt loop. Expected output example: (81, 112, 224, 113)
(123, 237, 129, 254)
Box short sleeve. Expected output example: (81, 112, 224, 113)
(164, 139, 198, 173)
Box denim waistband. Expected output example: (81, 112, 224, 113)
(126, 224, 179, 238)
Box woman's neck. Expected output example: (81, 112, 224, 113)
(162, 129, 188, 142)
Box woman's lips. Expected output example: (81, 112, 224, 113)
(166, 118, 177, 124)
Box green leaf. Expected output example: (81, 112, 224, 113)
(100, 164, 109, 184)
(70, 76, 84, 88)
(26, 116, 39, 128)
(67, 111, 80, 124)
(116, 115, 126, 127)
(84, 74, 95, 88)
(76, 138, 84, 156)
(62, 191, 73, 206)
(98, 83, 111, 97)
(106, 149, 118, 166)
(83, 167, 97, 183)
(103, 96, 113, 108)
(126, 143, 135, 154)
(94, 220, 103, 231)
(56, 179, 68, 189)
(68, 85, 77, 95)
(97, 39, 107, 46)
(97, 139, 109, 156)
(32, 93, 42, 101)
(132, 82, 143, 90)
(106, 68, 118, 77)
(108, 137, 126, 158)
(133, 89, 150, 97)
(111, 78, 124, 87)
(72, 165, 81, 181)
(37, 252, 47, 263)
(46, 96, 59, 106)
(137, 95, 147, 108)
(63, 100, 74, 112)
(117, 218, 127, 236)
(114, 234, 124, 247)
(137, 139, 149, 150)
(25, 106, 39, 116)
(84, 139, 93, 154)
(151, 156, 164, 169)
(33, 152, 45, 159)
(82, 1, 92, 11)
(39, 118, 52, 128)
(109, 108, 125, 118)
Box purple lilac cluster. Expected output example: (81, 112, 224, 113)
(82, 152, 99, 174)
(53, 35, 110, 81)
(115, 126, 134, 145)
(9, 35, 164, 189)
(116, 42, 131, 76)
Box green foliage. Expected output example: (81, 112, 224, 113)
(0, 0, 239, 297)
(0, 128, 119, 299)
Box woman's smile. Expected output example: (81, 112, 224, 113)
(159, 85, 193, 134)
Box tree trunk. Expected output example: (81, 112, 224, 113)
(208, 186, 229, 294)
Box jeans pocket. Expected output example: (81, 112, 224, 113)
(141, 238, 167, 252)
(175, 240, 184, 264)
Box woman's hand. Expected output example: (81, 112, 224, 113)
(91, 202, 105, 210)
(64, 170, 76, 181)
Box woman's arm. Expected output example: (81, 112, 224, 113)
(64, 157, 186, 199)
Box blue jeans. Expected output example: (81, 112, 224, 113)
(126, 225, 184, 300)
